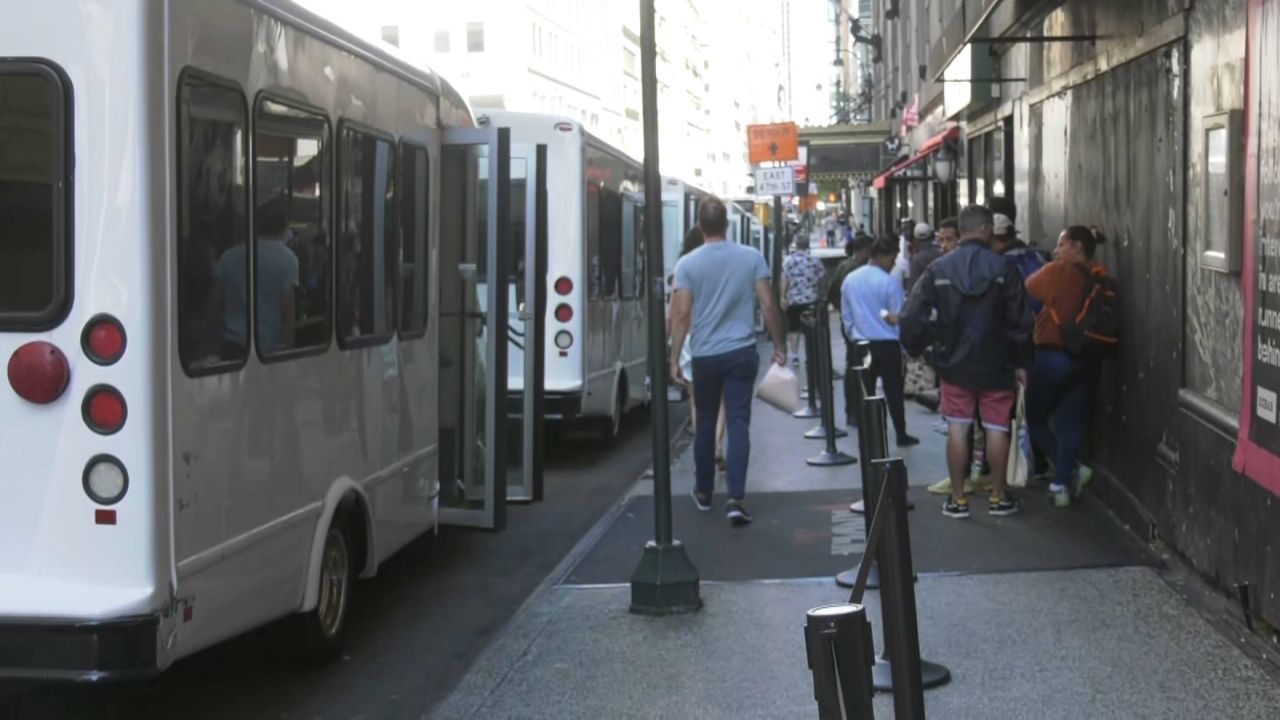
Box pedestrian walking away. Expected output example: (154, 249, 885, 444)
(1025, 225, 1116, 508)
(901, 204, 1034, 519)
(841, 236, 919, 447)
(670, 226, 726, 466)
(670, 196, 787, 526)
(781, 234, 827, 366)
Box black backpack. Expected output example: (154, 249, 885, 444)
(1055, 265, 1119, 356)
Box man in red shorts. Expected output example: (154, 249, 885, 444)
(900, 204, 1034, 518)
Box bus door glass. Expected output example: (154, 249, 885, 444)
(438, 127, 510, 530)
(506, 143, 547, 503)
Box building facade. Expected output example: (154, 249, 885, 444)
(857, 0, 1280, 648)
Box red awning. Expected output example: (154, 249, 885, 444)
(871, 126, 960, 190)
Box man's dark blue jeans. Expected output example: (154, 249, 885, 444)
(692, 344, 759, 501)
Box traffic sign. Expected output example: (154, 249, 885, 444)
(754, 166, 796, 196)
(747, 122, 799, 164)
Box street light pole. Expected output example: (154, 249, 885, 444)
(630, 0, 701, 616)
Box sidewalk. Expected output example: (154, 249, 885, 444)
(433, 338, 1280, 719)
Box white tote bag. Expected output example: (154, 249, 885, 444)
(1006, 388, 1032, 488)
(756, 363, 803, 414)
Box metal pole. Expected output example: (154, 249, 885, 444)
(772, 196, 784, 311)
(630, 0, 700, 616)
(805, 310, 848, 440)
(805, 604, 877, 719)
(808, 304, 855, 466)
(795, 312, 820, 418)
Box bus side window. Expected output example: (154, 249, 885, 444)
(336, 122, 397, 348)
(620, 198, 637, 300)
(399, 142, 429, 338)
(586, 181, 601, 300)
(176, 70, 249, 374)
(599, 186, 621, 298)
(254, 97, 331, 358)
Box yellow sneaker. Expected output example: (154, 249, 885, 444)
(927, 476, 978, 495)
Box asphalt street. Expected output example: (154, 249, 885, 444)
(0, 403, 686, 720)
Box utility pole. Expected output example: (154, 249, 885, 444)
(629, 0, 701, 617)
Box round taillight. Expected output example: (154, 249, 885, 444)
(554, 331, 573, 350)
(554, 304, 574, 323)
(82, 315, 126, 365)
(83, 385, 127, 435)
(83, 454, 128, 505)
(554, 276, 574, 296)
(8, 341, 70, 404)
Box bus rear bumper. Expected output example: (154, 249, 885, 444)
(0, 614, 160, 682)
(506, 392, 582, 420)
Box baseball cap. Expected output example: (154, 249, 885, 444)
(992, 213, 1016, 237)
(913, 222, 933, 239)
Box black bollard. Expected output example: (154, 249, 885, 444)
(805, 604, 877, 720)
(837, 387, 885, 589)
(794, 310, 820, 419)
(808, 305, 856, 465)
(870, 458, 952, 697)
(805, 307, 849, 441)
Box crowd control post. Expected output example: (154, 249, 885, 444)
(808, 305, 855, 466)
(804, 604, 877, 719)
(629, 0, 700, 615)
(805, 307, 848, 441)
(794, 310, 821, 418)
(837, 388, 886, 589)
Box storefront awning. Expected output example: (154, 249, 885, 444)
(870, 126, 960, 190)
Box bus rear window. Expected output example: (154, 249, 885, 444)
(0, 62, 71, 330)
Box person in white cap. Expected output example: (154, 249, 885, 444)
(906, 221, 940, 294)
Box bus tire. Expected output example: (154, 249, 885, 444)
(296, 513, 354, 665)
(599, 377, 625, 446)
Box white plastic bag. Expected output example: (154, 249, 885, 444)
(1006, 388, 1032, 488)
(756, 362, 802, 413)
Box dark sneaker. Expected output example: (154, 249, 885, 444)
(691, 489, 712, 512)
(942, 497, 970, 519)
(726, 499, 753, 526)
(897, 434, 921, 448)
(988, 494, 1022, 516)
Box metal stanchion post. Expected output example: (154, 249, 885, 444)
(870, 458, 952, 695)
(808, 305, 855, 466)
(794, 310, 820, 418)
(805, 307, 848, 441)
(836, 390, 885, 590)
(805, 604, 877, 720)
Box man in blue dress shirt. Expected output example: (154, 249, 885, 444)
(841, 236, 920, 447)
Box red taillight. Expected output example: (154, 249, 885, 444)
(554, 304, 574, 323)
(8, 341, 70, 404)
(554, 276, 574, 295)
(83, 315, 126, 365)
(555, 122, 574, 132)
(83, 385, 127, 435)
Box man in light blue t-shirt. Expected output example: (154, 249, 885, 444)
(670, 197, 786, 526)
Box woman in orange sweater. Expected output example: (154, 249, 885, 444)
(1024, 226, 1108, 508)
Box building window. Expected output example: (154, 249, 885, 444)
(0, 61, 72, 331)
(623, 47, 638, 78)
(254, 97, 331, 358)
(177, 70, 248, 373)
(434, 30, 450, 53)
(467, 22, 485, 52)
(381, 25, 400, 48)
(336, 124, 397, 347)
(399, 142, 430, 336)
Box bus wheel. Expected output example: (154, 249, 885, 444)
(297, 514, 353, 665)
(600, 379, 625, 446)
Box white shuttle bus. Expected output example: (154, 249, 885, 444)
(478, 111, 647, 443)
(0, 0, 535, 680)
(659, 176, 708, 287)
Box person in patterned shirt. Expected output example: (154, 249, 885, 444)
(780, 235, 827, 364)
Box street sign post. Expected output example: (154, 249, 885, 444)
(754, 166, 797, 196)
(748, 122, 800, 164)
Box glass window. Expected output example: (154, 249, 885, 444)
(337, 124, 397, 347)
(177, 71, 249, 373)
(0, 62, 70, 330)
(621, 199, 638, 299)
(586, 182, 601, 300)
(510, 157, 528, 307)
(434, 30, 450, 53)
(399, 142, 429, 337)
(254, 98, 330, 357)
(599, 186, 622, 298)
(467, 22, 485, 52)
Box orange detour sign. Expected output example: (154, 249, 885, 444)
(747, 122, 799, 164)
